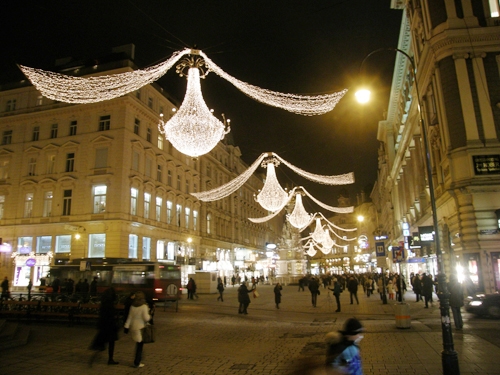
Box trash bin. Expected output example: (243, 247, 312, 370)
(395, 302, 411, 329)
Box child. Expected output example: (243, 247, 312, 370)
(325, 318, 364, 375)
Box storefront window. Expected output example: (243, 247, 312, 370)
(17, 237, 33, 254)
(36, 236, 52, 254)
(55, 235, 71, 253)
(88, 233, 106, 258)
(143, 237, 151, 260)
(129, 234, 138, 258)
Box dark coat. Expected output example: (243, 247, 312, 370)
(448, 280, 464, 308)
(238, 284, 252, 304)
(274, 284, 282, 304)
(90, 288, 119, 350)
(347, 278, 358, 293)
(308, 279, 320, 294)
(421, 275, 434, 297)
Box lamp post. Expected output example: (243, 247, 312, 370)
(357, 47, 460, 374)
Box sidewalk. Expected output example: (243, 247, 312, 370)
(1, 283, 499, 375)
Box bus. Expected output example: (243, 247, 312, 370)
(47, 258, 182, 303)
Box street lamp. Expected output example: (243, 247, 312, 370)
(357, 47, 460, 374)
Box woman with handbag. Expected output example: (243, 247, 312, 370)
(124, 291, 151, 368)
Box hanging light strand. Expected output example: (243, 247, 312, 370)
(274, 153, 354, 185)
(191, 153, 267, 201)
(199, 51, 347, 116)
(301, 187, 353, 213)
(316, 212, 358, 232)
(19, 49, 191, 103)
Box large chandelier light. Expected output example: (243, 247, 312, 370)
(311, 218, 326, 244)
(255, 158, 289, 212)
(158, 57, 230, 158)
(287, 193, 313, 229)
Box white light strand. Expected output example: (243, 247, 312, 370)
(248, 193, 292, 224)
(255, 160, 289, 212)
(274, 153, 354, 185)
(159, 67, 229, 158)
(191, 153, 267, 201)
(301, 187, 353, 213)
(316, 212, 358, 232)
(199, 51, 348, 116)
(324, 222, 358, 242)
(19, 49, 191, 103)
(287, 193, 313, 229)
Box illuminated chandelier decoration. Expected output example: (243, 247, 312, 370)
(322, 229, 335, 251)
(255, 158, 289, 212)
(158, 56, 230, 158)
(287, 193, 313, 229)
(192, 152, 354, 203)
(311, 217, 326, 243)
(305, 241, 317, 257)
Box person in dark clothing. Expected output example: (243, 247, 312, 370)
(274, 282, 283, 309)
(217, 280, 225, 302)
(325, 317, 364, 375)
(237, 282, 255, 314)
(395, 274, 406, 302)
(411, 274, 422, 302)
(81, 279, 90, 302)
(187, 278, 197, 300)
(421, 273, 434, 308)
(448, 275, 464, 330)
(347, 276, 359, 305)
(89, 287, 120, 366)
(308, 277, 320, 307)
(298, 277, 305, 292)
(329, 278, 342, 312)
(1, 276, 9, 300)
(51, 277, 60, 301)
(90, 276, 98, 297)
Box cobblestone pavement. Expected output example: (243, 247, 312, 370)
(2, 284, 500, 375)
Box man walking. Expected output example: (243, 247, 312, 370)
(308, 277, 320, 307)
(347, 276, 359, 305)
(448, 275, 464, 330)
(421, 273, 434, 308)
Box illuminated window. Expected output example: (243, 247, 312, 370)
(46, 155, 55, 174)
(490, 0, 500, 17)
(43, 191, 53, 217)
(129, 234, 138, 258)
(143, 237, 151, 260)
(0, 195, 4, 219)
(176, 204, 181, 227)
(55, 235, 71, 253)
(207, 213, 211, 234)
(36, 236, 52, 254)
(193, 210, 198, 230)
(130, 188, 138, 215)
(156, 197, 162, 221)
(24, 193, 33, 218)
(157, 135, 164, 150)
(28, 157, 36, 176)
(185, 207, 190, 229)
(166, 201, 172, 224)
(89, 233, 106, 258)
(93, 185, 107, 213)
(144, 192, 151, 218)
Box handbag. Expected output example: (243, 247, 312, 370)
(141, 323, 155, 344)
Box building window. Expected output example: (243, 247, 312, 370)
(32, 126, 40, 141)
(55, 235, 71, 253)
(157, 164, 162, 182)
(24, 193, 34, 218)
(490, 0, 500, 17)
(144, 192, 151, 218)
(95, 148, 108, 169)
(43, 191, 53, 217)
(129, 234, 138, 258)
(166, 201, 172, 224)
(167, 170, 172, 186)
(176, 204, 182, 227)
(0, 161, 8, 180)
(132, 151, 139, 171)
(177, 175, 181, 190)
(207, 213, 211, 234)
(62, 189, 72, 216)
(65, 153, 75, 172)
(148, 97, 153, 108)
(46, 155, 56, 174)
(5, 99, 16, 112)
(147, 128, 151, 142)
(88, 233, 106, 258)
(157, 135, 164, 150)
(185, 179, 189, 193)
(143, 237, 151, 260)
(156, 197, 162, 221)
(185, 207, 190, 229)
(18, 237, 33, 254)
(2, 130, 12, 145)
(28, 157, 37, 176)
(130, 187, 138, 215)
(193, 210, 198, 230)
(36, 236, 52, 254)
(69, 120, 77, 136)
(145, 158, 152, 178)
(98, 115, 110, 131)
(0, 195, 4, 219)
(136, 90, 141, 99)
(93, 185, 107, 213)
(50, 124, 58, 139)
(36, 96, 43, 106)
(134, 118, 140, 135)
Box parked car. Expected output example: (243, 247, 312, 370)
(465, 293, 500, 318)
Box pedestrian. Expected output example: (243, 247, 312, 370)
(231, 275, 236, 287)
(448, 275, 464, 330)
(364, 277, 373, 297)
(298, 277, 305, 292)
(308, 277, 320, 307)
(90, 276, 98, 297)
(274, 282, 283, 309)
(421, 273, 434, 308)
(328, 278, 342, 312)
(27, 279, 33, 300)
(81, 279, 90, 302)
(347, 276, 359, 305)
(124, 291, 151, 368)
(217, 280, 225, 302)
(237, 281, 255, 314)
(411, 273, 422, 302)
(387, 280, 394, 300)
(325, 317, 364, 375)
(89, 287, 120, 366)
(1, 276, 9, 300)
(187, 277, 197, 300)
(395, 274, 406, 302)
(51, 277, 60, 301)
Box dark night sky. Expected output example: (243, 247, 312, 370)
(0, 1, 403, 213)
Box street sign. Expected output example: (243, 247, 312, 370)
(375, 241, 386, 257)
(392, 246, 405, 263)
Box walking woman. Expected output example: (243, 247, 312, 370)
(124, 291, 151, 368)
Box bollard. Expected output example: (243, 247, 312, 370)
(394, 302, 411, 329)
